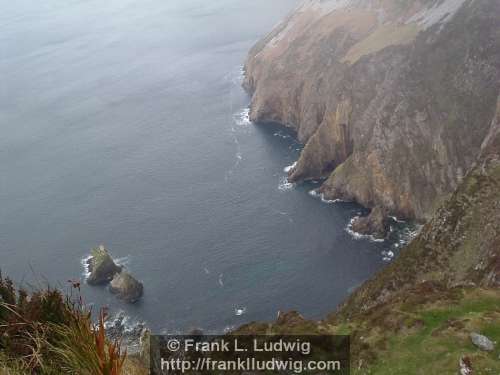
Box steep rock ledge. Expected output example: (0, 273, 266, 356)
(339, 97, 500, 317)
(244, 0, 500, 225)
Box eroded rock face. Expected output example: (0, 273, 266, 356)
(109, 271, 143, 303)
(338, 110, 500, 316)
(87, 245, 122, 285)
(351, 206, 389, 239)
(245, 0, 500, 223)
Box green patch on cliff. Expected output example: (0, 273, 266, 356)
(90, 245, 109, 266)
(345, 288, 500, 375)
(342, 23, 420, 64)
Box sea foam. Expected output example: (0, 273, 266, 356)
(308, 189, 344, 204)
(234, 108, 251, 126)
(283, 161, 297, 173)
(278, 176, 295, 192)
(345, 217, 385, 243)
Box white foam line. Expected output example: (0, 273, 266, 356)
(308, 189, 346, 204)
(345, 217, 385, 243)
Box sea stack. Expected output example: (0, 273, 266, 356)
(86, 245, 122, 285)
(109, 271, 144, 303)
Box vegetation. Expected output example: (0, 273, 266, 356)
(236, 286, 500, 374)
(0, 274, 127, 374)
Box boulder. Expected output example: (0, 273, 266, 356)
(351, 206, 390, 239)
(470, 332, 495, 352)
(86, 245, 121, 285)
(109, 271, 143, 303)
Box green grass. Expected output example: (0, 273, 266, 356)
(360, 289, 500, 375)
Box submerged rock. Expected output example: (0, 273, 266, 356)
(105, 311, 146, 354)
(109, 271, 143, 303)
(87, 245, 121, 285)
(470, 332, 495, 352)
(351, 206, 390, 239)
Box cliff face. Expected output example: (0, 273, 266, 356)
(244, 0, 500, 222)
(235, 99, 500, 373)
(339, 97, 500, 316)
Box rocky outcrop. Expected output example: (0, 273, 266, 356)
(86, 245, 121, 285)
(245, 0, 500, 225)
(350, 206, 389, 239)
(109, 271, 143, 303)
(86, 245, 144, 303)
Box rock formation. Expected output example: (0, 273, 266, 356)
(350, 206, 390, 239)
(236, 9, 500, 368)
(86, 245, 121, 285)
(109, 271, 144, 303)
(86, 245, 143, 303)
(244, 0, 500, 234)
(339, 97, 500, 315)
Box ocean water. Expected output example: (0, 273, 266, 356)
(0, 0, 397, 333)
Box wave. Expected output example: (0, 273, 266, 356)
(81, 254, 131, 281)
(278, 176, 295, 192)
(80, 255, 92, 280)
(381, 249, 395, 262)
(104, 311, 146, 354)
(308, 189, 345, 204)
(234, 108, 251, 126)
(234, 307, 247, 316)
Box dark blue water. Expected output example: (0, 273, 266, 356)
(0, 0, 391, 333)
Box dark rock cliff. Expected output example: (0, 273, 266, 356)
(244, 0, 500, 226)
(339, 95, 500, 316)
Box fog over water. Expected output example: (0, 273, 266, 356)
(1, 0, 394, 332)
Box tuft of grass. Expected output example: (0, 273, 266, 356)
(48, 309, 126, 375)
(0, 273, 127, 374)
(355, 288, 500, 375)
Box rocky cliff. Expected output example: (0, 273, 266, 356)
(236, 98, 500, 373)
(244, 0, 500, 227)
(339, 95, 500, 316)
